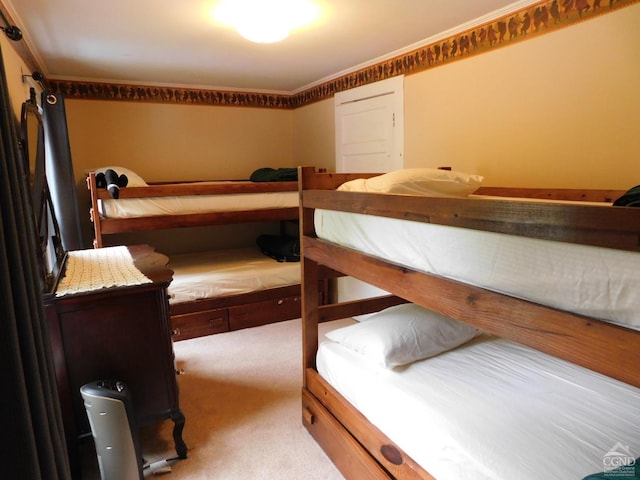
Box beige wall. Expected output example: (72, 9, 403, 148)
(66, 100, 295, 183)
(0, 35, 38, 121)
(294, 4, 640, 189)
(404, 3, 640, 188)
(292, 97, 334, 170)
(66, 90, 334, 184)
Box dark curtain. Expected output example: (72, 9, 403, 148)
(0, 45, 71, 479)
(42, 91, 85, 251)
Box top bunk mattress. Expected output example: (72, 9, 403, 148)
(99, 185, 298, 219)
(314, 208, 640, 330)
(167, 247, 300, 305)
(317, 331, 640, 480)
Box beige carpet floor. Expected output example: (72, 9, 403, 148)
(81, 317, 354, 479)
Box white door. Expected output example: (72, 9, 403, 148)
(334, 76, 404, 304)
(335, 76, 404, 173)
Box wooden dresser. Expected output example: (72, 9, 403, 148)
(44, 245, 186, 476)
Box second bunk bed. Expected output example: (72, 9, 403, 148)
(87, 167, 317, 340)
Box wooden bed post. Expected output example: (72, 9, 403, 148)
(299, 167, 320, 384)
(301, 257, 320, 379)
(298, 166, 433, 479)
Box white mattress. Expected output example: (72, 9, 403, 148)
(99, 185, 298, 218)
(317, 333, 640, 480)
(314, 209, 640, 330)
(167, 247, 300, 304)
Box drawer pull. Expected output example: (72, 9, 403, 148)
(172, 328, 181, 336)
(302, 407, 315, 425)
(175, 368, 185, 376)
(277, 299, 284, 305)
(208, 317, 224, 326)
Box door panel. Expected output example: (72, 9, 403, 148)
(335, 76, 403, 174)
(337, 95, 394, 173)
(334, 76, 404, 302)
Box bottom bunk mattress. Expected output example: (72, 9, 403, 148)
(166, 247, 300, 305)
(317, 331, 640, 480)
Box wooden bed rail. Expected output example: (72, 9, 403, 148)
(95, 208, 300, 235)
(298, 167, 627, 202)
(304, 370, 432, 479)
(298, 167, 640, 252)
(88, 173, 297, 199)
(474, 186, 625, 203)
(86, 172, 299, 248)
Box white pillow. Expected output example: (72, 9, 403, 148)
(337, 168, 483, 197)
(94, 166, 148, 187)
(325, 303, 478, 368)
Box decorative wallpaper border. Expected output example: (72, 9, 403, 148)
(48, 0, 638, 109)
(46, 81, 296, 109)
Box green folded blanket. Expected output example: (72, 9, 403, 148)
(613, 185, 640, 207)
(250, 167, 297, 182)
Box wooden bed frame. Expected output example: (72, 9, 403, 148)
(297, 166, 640, 479)
(86, 171, 309, 340)
(87, 172, 299, 248)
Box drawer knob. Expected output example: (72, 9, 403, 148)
(302, 407, 315, 425)
(172, 328, 181, 336)
(381, 444, 403, 465)
(277, 299, 284, 305)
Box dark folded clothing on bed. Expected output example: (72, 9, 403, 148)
(250, 167, 298, 182)
(614, 185, 640, 207)
(256, 234, 300, 262)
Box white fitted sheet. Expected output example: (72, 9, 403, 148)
(317, 334, 640, 480)
(314, 209, 640, 330)
(99, 185, 298, 218)
(167, 247, 300, 305)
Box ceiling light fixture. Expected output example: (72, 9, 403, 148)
(213, 0, 318, 44)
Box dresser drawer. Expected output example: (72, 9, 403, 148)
(171, 308, 229, 340)
(229, 295, 301, 330)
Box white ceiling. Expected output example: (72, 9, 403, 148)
(4, 0, 533, 93)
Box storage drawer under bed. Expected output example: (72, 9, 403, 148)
(229, 295, 301, 330)
(170, 293, 302, 341)
(171, 308, 229, 340)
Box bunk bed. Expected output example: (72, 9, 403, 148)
(87, 169, 299, 248)
(87, 169, 309, 340)
(298, 166, 640, 480)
